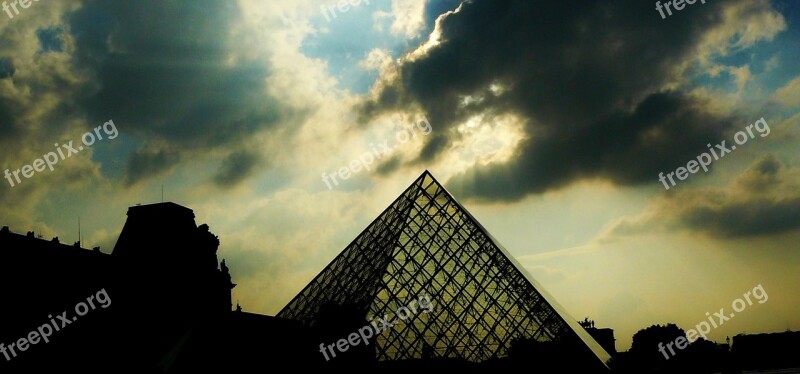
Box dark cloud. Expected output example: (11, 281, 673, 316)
(124, 147, 180, 187)
(68, 0, 284, 185)
(0, 58, 21, 142)
(376, 155, 401, 175)
(682, 197, 800, 238)
(422, 0, 464, 38)
(608, 155, 800, 239)
(0, 98, 18, 141)
(362, 0, 755, 201)
(36, 28, 64, 53)
(214, 150, 260, 188)
(0, 58, 14, 79)
(679, 155, 800, 238)
(734, 153, 783, 193)
(418, 133, 450, 162)
(451, 92, 733, 201)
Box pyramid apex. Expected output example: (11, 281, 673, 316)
(418, 169, 439, 182)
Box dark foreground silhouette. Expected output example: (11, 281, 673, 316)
(1, 202, 796, 373)
(0, 202, 607, 373)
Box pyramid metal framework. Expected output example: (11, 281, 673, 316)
(278, 171, 610, 365)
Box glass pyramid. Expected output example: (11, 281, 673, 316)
(277, 170, 611, 366)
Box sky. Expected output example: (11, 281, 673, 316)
(1, 0, 799, 352)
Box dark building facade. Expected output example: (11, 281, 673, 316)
(0, 203, 240, 372)
(731, 330, 800, 371)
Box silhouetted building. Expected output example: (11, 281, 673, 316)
(732, 330, 800, 371)
(580, 319, 617, 355)
(0, 225, 113, 370)
(0, 203, 242, 372)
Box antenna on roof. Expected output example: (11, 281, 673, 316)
(161, 184, 164, 203)
(78, 216, 81, 246)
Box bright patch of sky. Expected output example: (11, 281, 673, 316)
(690, 0, 800, 102)
(301, 0, 462, 93)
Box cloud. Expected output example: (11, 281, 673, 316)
(36, 27, 65, 53)
(124, 146, 180, 187)
(605, 155, 800, 240)
(387, 0, 428, 39)
(707, 64, 753, 93)
(0, 91, 19, 140)
(694, 1, 786, 62)
(681, 197, 800, 238)
(359, 0, 786, 202)
(68, 0, 287, 185)
(0, 58, 14, 79)
(373, 0, 429, 39)
(449, 92, 734, 201)
(0, 0, 101, 221)
(213, 150, 261, 188)
(196, 187, 378, 312)
(358, 48, 392, 71)
(771, 76, 800, 108)
(375, 155, 401, 175)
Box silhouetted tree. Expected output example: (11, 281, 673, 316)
(619, 323, 685, 373)
(613, 324, 730, 374)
